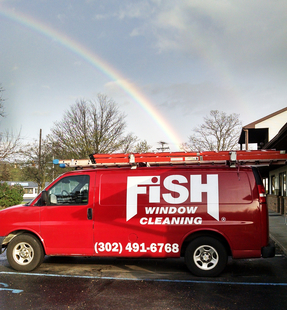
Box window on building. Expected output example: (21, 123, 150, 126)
(271, 175, 276, 195)
(24, 188, 34, 195)
(279, 172, 286, 196)
(263, 178, 269, 194)
(284, 173, 286, 196)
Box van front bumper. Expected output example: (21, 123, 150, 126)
(261, 242, 275, 258)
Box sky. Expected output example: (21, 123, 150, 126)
(0, 0, 287, 152)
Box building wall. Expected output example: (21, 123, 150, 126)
(267, 165, 287, 214)
(267, 195, 287, 214)
(268, 166, 286, 194)
(255, 110, 287, 140)
(267, 195, 279, 212)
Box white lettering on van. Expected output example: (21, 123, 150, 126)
(190, 175, 219, 221)
(162, 175, 189, 204)
(126, 176, 160, 221)
(139, 217, 203, 225)
(126, 174, 219, 222)
(145, 206, 198, 215)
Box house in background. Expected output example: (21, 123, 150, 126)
(238, 107, 287, 214)
(238, 107, 287, 150)
(5, 181, 39, 202)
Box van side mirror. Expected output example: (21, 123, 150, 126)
(41, 190, 49, 206)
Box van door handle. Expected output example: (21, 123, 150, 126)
(87, 208, 93, 220)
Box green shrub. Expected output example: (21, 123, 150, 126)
(0, 183, 24, 208)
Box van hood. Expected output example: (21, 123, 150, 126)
(0, 204, 27, 213)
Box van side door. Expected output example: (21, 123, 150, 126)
(40, 173, 94, 255)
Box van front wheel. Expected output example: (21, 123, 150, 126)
(185, 237, 227, 277)
(7, 234, 44, 271)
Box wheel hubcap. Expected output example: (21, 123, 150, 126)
(193, 245, 219, 271)
(201, 251, 212, 263)
(13, 242, 34, 265)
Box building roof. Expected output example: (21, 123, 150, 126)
(3, 181, 39, 187)
(242, 107, 287, 129)
(238, 107, 287, 147)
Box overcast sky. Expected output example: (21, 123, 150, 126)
(1, 0, 287, 151)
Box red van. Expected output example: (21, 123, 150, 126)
(0, 153, 275, 276)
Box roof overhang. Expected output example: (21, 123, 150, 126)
(238, 127, 269, 148)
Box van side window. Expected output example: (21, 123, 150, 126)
(47, 175, 90, 205)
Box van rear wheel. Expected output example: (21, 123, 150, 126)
(185, 236, 227, 277)
(7, 234, 44, 271)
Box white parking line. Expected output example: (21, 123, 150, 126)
(1, 271, 287, 286)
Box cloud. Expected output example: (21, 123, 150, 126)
(129, 28, 142, 37)
(57, 14, 67, 23)
(118, 1, 287, 77)
(94, 14, 109, 20)
(103, 80, 130, 99)
(31, 111, 51, 117)
(73, 60, 82, 66)
(117, 1, 153, 20)
(147, 81, 241, 114)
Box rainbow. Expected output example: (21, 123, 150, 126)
(0, 5, 183, 149)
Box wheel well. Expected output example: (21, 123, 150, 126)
(3, 231, 45, 254)
(180, 231, 232, 257)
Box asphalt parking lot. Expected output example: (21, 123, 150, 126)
(1, 250, 287, 310)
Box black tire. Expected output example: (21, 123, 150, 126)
(7, 234, 45, 271)
(185, 236, 227, 277)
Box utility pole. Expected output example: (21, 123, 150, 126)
(38, 129, 42, 192)
(157, 141, 170, 152)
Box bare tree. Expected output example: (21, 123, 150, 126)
(0, 86, 22, 161)
(119, 133, 138, 153)
(182, 110, 242, 152)
(48, 94, 134, 158)
(20, 136, 60, 190)
(119, 134, 152, 153)
(133, 140, 152, 153)
(0, 130, 22, 161)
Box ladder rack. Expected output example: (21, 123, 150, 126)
(52, 150, 287, 169)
